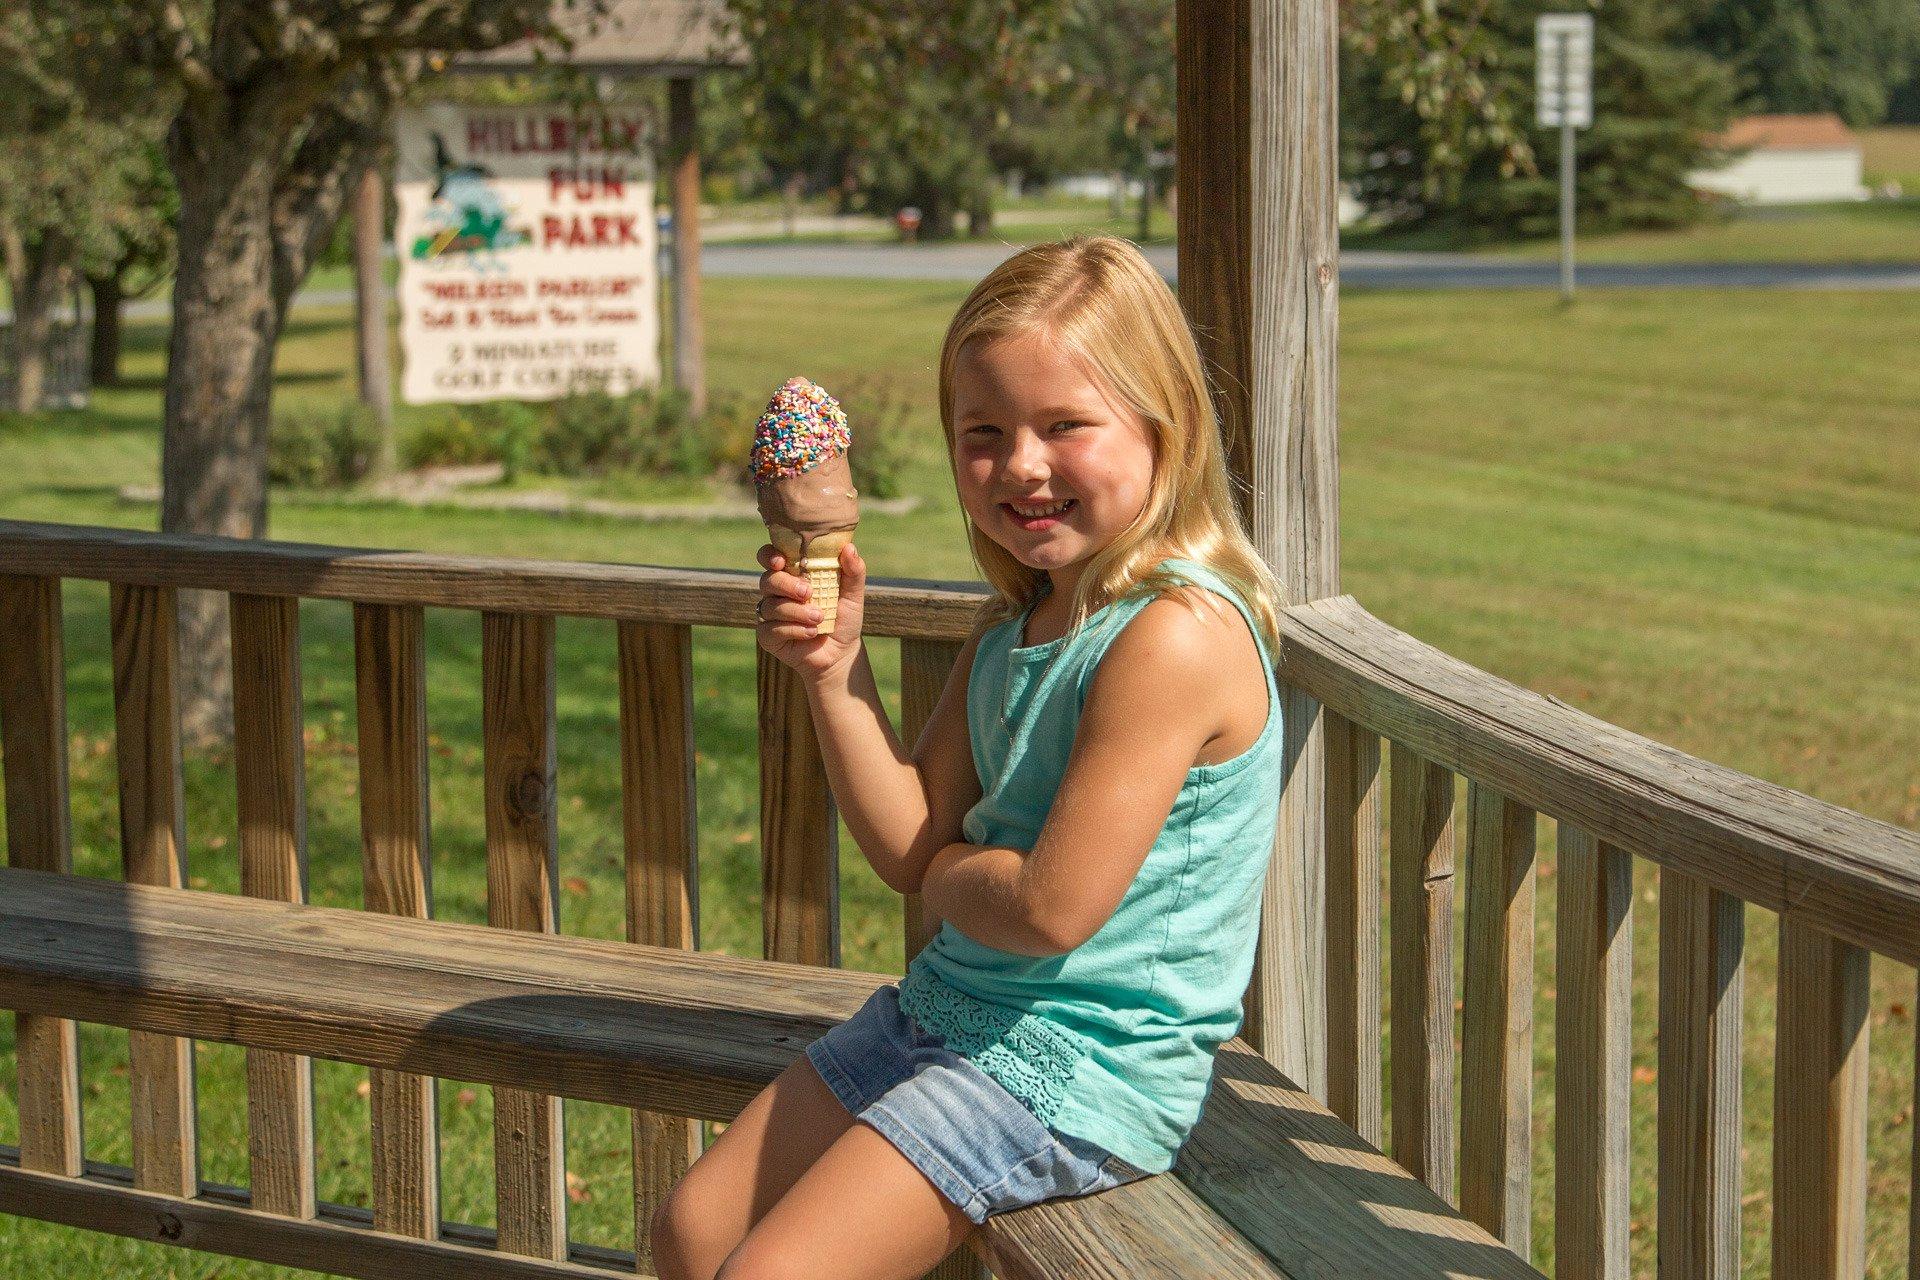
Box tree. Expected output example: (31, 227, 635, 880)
(1055, 0, 1176, 240)
(53, 0, 584, 742)
(1344, 0, 1737, 235)
(1689, 0, 1920, 127)
(719, 1, 1070, 240)
(0, 8, 167, 409)
(84, 137, 176, 387)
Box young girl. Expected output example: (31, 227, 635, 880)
(651, 236, 1284, 1280)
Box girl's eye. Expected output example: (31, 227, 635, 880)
(965, 424, 1000, 437)
(1052, 420, 1083, 432)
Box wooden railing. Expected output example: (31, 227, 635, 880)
(0, 519, 979, 1277)
(1282, 595, 1920, 1279)
(2, 518, 1917, 1278)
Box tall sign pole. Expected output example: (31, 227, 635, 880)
(1536, 14, 1593, 302)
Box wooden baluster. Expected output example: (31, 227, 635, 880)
(0, 575, 82, 1176)
(757, 649, 836, 967)
(110, 583, 197, 1197)
(1656, 869, 1743, 1280)
(230, 593, 316, 1218)
(618, 620, 701, 1275)
(900, 638, 963, 966)
(1459, 784, 1536, 1252)
(1554, 825, 1632, 1280)
(1323, 711, 1382, 1147)
(353, 602, 439, 1238)
(1772, 921, 1869, 1278)
(1388, 743, 1455, 1202)
(482, 612, 567, 1259)
(898, 638, 984, 1280)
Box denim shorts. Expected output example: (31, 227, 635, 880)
(803, 983, 1151, 1224)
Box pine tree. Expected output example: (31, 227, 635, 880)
(1690, 0, 1920, 127)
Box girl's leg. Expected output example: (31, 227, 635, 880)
(650, 1055, 859, 1280)
(715, 1118, 976, 1280)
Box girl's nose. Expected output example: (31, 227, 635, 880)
(1005, 429, 1049, 482)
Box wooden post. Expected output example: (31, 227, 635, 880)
(352, 158, 395, 476)
(1175, 0, 1340, 1095)
(667, 76, 707, 418)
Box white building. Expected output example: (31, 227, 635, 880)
(1690, 113, 1869, 205)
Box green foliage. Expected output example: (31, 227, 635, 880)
(834, 374, 919, 500)
(268, 403, 377, 488)
(1345, 0, 1738, 235)
(1689, 0, 1920, 127)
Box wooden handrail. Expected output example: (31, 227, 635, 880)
(0, 519, 986, 640)
(1277, 595, 1920, 966)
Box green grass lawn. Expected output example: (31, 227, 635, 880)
(2, 279, 1918, 1276)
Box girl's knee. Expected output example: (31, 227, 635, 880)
(651, 1181, 732, 1280)
(714, 1238, 805, 1280)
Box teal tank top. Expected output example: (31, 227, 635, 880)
(899, 558, 1283, 1173)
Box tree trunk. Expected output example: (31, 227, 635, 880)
(4, 231, 72, 413)
(1136, 162, 1153, 241)
(1108, 170, 1126, 220)
(781, 171, 805, 236)
(88, 273, 124, 387)
(163, 106, 285, 746)
(966, 194, 993, 238)
(352, 161, 394, 477)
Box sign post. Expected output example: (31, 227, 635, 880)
(1536, 13, 1593, 302)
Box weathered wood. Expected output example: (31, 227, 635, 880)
(1458, 784, 1536, 1252)
(1656, 870, 1743, 1280)
(0, 1149, 639, 1280)
(0, 575, 82, 1177)
(482, 612, 568, 1259)
(757, 649, 837, 967)
(230, 592, 316, 1219)
(899, 638, 963, 965)
(0, 867, 1546, 1280)
(1155, 1043, 1544, 1280)
(110, 582, 198, 1199)
(1771, 922, 1869, 1278)
(1176, 0, 1339, 1094)
(0, 518, 983, 641)
(353, 602, 439, 1238)
(1277, 596, 1920, 968)
(896, 637, 983, 1280)
(1553, 826, 1632, 1280)
(1388, 743, 1455, 1201)
(0, 865, 879, 1119)
(616, 620, 701, 1275)
(1322, 711, 1381, 1146)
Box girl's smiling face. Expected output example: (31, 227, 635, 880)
(950, 330, 1157, 588)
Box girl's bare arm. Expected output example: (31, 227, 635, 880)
(758, 542, 984, 895)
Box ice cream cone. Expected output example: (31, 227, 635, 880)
(753, 377, 860, 637)
(769, 527, 852, 633)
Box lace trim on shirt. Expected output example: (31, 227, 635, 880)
(898, 966, 1093, 1125)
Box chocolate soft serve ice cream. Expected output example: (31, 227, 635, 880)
(752, 377, 859, 632)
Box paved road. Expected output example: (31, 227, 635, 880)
(73, 241, 1920, 324)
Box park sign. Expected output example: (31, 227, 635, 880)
(394, 103, 661, 404)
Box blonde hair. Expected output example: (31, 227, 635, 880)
(937, 235, 1285, 652)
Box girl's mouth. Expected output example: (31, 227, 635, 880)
(1001, 498, 1076, 530)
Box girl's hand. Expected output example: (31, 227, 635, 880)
(754, 541, 867, 685)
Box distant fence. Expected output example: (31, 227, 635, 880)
(0, 320, 90, 410)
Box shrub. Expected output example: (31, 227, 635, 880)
(401, 407, 502, 469)
(269, 402, 376, 489)
(833, 373, 919, 500)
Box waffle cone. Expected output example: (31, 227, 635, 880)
(801, 558, 841, 631)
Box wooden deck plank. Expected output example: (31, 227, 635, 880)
(757, 650, 836, 967)
(483, 612, 568, 1260)
(110, 582, 197, 1199)
(0, 518, 982, 641)
(230, 593, 317, 1220)
(1553, 826, 1632, 1280)
(353, 602, 440, 1238)
(1323, 711, 1383, 1147)
(1656, 870, 1744, 1280)
(1388, 743, 1455, 1202)
(617, 620, 702, 1275)
(0, 574, 83, 1177)
(1771, 921, 1869, 1278)
(1458, 784, 1536, 1251)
